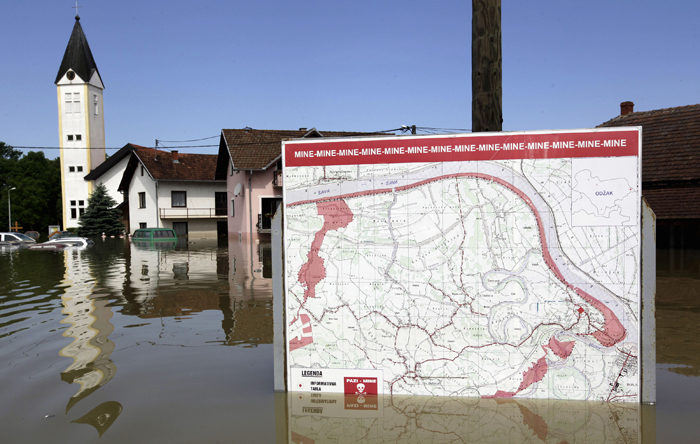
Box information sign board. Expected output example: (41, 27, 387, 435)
(283, 128, 642, 401)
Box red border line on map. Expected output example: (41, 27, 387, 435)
(289, 171, 626, 348)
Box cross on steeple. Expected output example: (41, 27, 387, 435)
(72, 1, 82, 18)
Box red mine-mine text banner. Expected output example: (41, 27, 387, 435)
(284, 129, 640, 167)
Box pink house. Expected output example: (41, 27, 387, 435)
(215, 128, 380, 240)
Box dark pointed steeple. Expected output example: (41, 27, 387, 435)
(55, 15, 102, 85)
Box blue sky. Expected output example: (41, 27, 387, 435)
(2, 1, 699, 157)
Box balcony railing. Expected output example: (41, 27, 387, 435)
(159, 207, 227, 219)
(273, 170, 283, 187)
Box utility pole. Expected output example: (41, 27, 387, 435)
(472, 0, 502, 132)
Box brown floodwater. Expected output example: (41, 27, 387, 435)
(0, 241, 698, 443)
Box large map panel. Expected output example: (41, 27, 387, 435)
(283, 129, 641, 402)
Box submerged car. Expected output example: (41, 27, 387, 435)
(131, 228, 178, 250)
(132, 228, 177, 241)
(0, 232, 37, 245)
(31, 234, 95, 250)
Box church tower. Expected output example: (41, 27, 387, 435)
(56, 14, 105, 230)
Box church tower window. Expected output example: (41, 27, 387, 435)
(64, 92, 81, 113)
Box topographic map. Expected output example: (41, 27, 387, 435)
(283, 129, 641, 402)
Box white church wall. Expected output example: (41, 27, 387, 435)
(59, 83, 91, 229)
(87, 84, 105, 170)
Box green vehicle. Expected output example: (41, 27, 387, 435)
(132, 228, 177, 241)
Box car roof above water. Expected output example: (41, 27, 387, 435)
(132, 228, 177, 239)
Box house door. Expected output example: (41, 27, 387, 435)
(172, 222, 188, 236)
(215, 192, 227, 216)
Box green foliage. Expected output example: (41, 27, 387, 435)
(0, 141, 22, 191)
(77, 183, 124, 236)
(1, 143, 62, 232)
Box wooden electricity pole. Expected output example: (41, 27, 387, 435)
(472, 0, 502, 132)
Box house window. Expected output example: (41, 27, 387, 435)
(77, 166, 83, 172)
(138, 192, 146, 208)
(71, 208, 77, 219)
(141, 166, 144, 176)
(231, 199, 235, 217)
(67, 135, 74, 141)
(69, 166, 75, 172)
(76, 134, 82, 141)
(171, 191, 187, 207)
(139, 222, 147, 229)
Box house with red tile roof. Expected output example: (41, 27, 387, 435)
(599, 102, 700, 247)
(118, 147, 226, 237)
(215, 128, 382, 239)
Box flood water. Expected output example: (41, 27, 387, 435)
(0, 240, 698, 443)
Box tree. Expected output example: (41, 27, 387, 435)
(77, 183, 124, 236)
(1, 143, 62, 232)
(0, 141, 22, 190)
(13, 152, 62, 230)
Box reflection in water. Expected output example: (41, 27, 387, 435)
(71, 401, 123, 437)
(283, 392, 649, 443)
(8, 239, 687, 442)
(657, 248, 700, 377)
(0, 239, 278, 442)
(119, 240, 273, 347)
(52, 240, 274, 436)
(58, 249, 117, 413)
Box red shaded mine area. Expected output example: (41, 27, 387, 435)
(544, 337, 576, 359)
(297, 200, 354, 302)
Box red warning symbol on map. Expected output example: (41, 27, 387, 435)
(344, 377, 378, 395)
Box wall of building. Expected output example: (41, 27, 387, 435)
(57, 72, 106, 230)
(96, 156, 130, 205)
(128, 174, 226, 237)
(226, 167, 282, 239)
(156, 181, 226, 215)
(127, 168, 159, 231)
(86, 83, 105, 174)
(160, 219, 219, 239)
(59, 82, 91, 229)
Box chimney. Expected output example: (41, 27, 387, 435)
(620, 101, 634, 116)
(172, 150, 179, 163)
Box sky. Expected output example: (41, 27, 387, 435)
(2, 0, 699, 158)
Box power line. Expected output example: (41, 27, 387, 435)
(156, 135, 220, 143)
(373, 126, 471, 134)
(12, 146, 220, 150)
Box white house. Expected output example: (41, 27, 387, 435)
(83, 143, 141, 208)
(118, 147, 227, 238)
